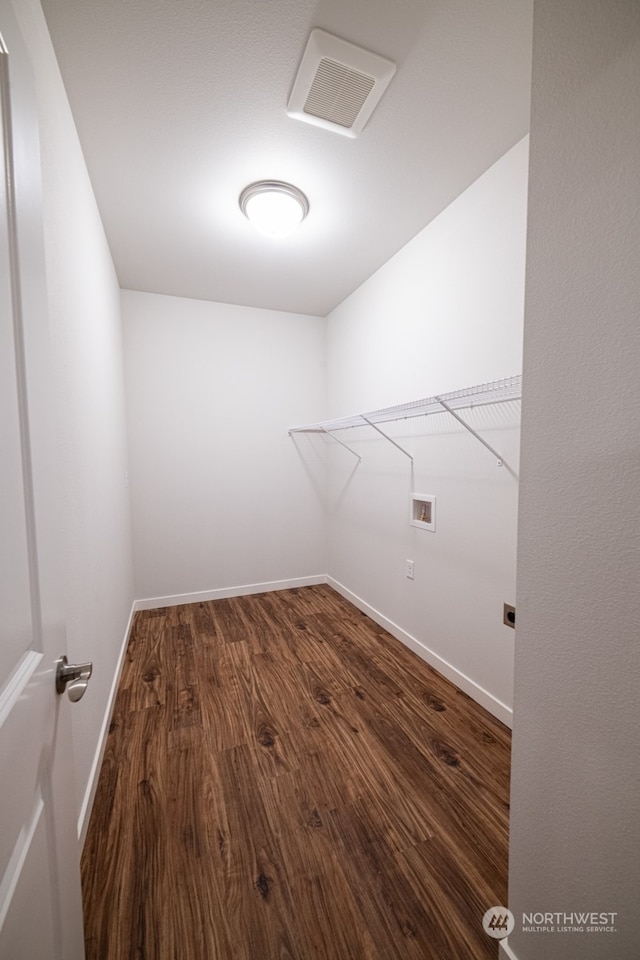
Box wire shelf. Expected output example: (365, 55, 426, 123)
(288, 374, 522, 435)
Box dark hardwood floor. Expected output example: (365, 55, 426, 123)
(81, 584, 511, 959)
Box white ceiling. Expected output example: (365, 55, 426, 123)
(41, 0, 533, 317)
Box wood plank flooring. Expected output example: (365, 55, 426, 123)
(81, 584, 510, 960)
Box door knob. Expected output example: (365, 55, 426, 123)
(55, 655, 93, 702)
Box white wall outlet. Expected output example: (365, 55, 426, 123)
(406, 559, 415, 580)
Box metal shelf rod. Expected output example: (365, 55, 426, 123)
(434, 395, 506, 467)
(321, 426, 361, 461)
(361, 416, 413, 462)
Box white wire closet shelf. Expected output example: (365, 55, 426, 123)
(288, 374, 522, 466)
(289, 375, 521, 433)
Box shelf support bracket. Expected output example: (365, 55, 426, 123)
(361, 416, 413, 462)
(321, 427, 361, 461)
(434, 396, 505, 467)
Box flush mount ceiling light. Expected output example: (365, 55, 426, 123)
(239, 180, 309, 239)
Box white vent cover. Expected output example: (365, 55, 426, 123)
(287, 29, 396, 138)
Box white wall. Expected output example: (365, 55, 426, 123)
(324, 139, 528, 722)
(15, 0, 135, 836)
(122, 290, 327, 603)
(505, 2, 640, 958)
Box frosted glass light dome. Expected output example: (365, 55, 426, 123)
(239, 181, 309, 238)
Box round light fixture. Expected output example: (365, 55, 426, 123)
(239, 180, 309, 239)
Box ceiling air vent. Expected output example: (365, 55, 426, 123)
(287, 29, 396, 138)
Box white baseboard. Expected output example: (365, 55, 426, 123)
(326, 577, 513, 728)
(133, 574, 327, 612)
(499, 939, 520, 959)
(77, 599, 136, 848)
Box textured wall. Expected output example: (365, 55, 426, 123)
(506, 2, 640, 957)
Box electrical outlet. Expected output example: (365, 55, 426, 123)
(406, 559, 415, 580)
(503, 603, 516, 628)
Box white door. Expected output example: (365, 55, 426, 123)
(0, 1, 86, 957)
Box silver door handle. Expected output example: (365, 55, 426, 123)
(55, 655, 93, 702)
